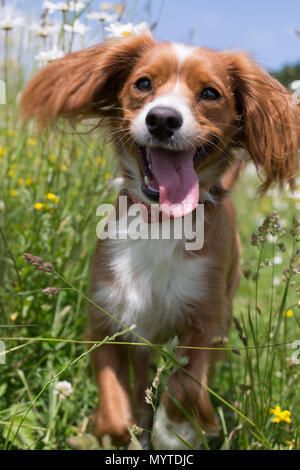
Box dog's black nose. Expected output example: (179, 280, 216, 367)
(146, 106, 183, 140)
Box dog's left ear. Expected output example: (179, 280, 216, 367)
(224, 52, 300, 190)
(20, 33, 155, 128)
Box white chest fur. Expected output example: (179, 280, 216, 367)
(93, 236, 210, 341)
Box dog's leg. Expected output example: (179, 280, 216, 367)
(91, 344, 135, 446)
(152, 328, 221, 450)
(131, 350, 152, 448)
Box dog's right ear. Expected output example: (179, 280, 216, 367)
(20, 33, 155, 127)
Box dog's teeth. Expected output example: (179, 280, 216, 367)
(144, 176, 150, 185)
(149, 186, 159, 193)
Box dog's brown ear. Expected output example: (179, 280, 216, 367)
(225, 52, 300, 190)
(20, 33, 155, 128)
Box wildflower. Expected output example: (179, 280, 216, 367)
(30, 22, 59, 37)
(0, 14, 24, 31)
(54, 380, 73, 401)
(0, 201, 5, 211)
(23, 253, 55, 273)
(104, 172, 111, 180)
(273, 276, 281, 286)
(285, 309, 293, 318)
(46, 192, 57, 201)
(145, 387, 153, 405)
(26, 178, 33, 186)
(0, 146, 8, 157)
(87, 11, 117, 22)
(27, 137, 37, 147)
(17, 178, 24, 186)
(274, 254, 283, 265)
(97, 157, 105, 165)
(44, 1, 85, 13)
(290, 80, 300, 92)
(152, 365, 165, 389)
(270, 406, 292, 424)
(105, 21, 149, 38)
(64, 19, 90, 35)
(42, 287, 60, 296)
(10, 190, 17, 197)
(8, 169, 15, 178)
(10, 312, 18, 321)
(35, 45, 64, 64)
(130, 424, 143, 436)
(60, 164, 67, 172)
(34, 202, 44, 210)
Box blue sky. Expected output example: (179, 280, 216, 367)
(21, 0, 300, 70)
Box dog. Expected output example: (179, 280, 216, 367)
(21, 32, 300, 449)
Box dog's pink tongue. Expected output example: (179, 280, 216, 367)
(149, 148, 199, 217)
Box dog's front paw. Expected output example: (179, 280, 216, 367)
(91, 409, 132, 447)
(152, 401, 201, 450)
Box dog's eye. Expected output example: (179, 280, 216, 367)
(199, 87, 220, 101)
(135, 78, 152, 92)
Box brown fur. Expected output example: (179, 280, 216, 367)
(20, 33, 300, 447)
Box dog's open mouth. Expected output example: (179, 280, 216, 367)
(138, 145, 210, 217)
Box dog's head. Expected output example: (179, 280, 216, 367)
(21, 33, 299, 216)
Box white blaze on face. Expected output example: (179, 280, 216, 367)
(131, 43, 199, 149)
(130, 43, 202, 217)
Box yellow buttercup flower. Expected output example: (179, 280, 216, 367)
(34, 202, 44, 210)
(270, 406, 292, 424)
(27, 138, 37, 146)
(104, 172, 111, 180)
(97, 157, 106, 165)
(60, 164, 67, 172)
(54, 196, 60, 204)
(10, 312, 18, 321)
(17, 178, 24, 185)
(10, 190, 17, 197)
(26, 178, 33, 186)
(0, 146, 8, 157)
(8, 169, 15, 177)
(285, 309, 293, 317)
(46, 192, 57, 201)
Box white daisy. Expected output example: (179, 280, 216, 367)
(44, 1, 85, 14)
(274, 254, 283, 265)
(35, 45, 65, 64)
(0, 15, 24, 31)
(30, 22, 59, 37)
(87, 11, 117, 22)
(64, 19, 90, 35)
(104, 21, 149, 38)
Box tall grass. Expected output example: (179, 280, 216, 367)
(0, 0, 299, 450)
